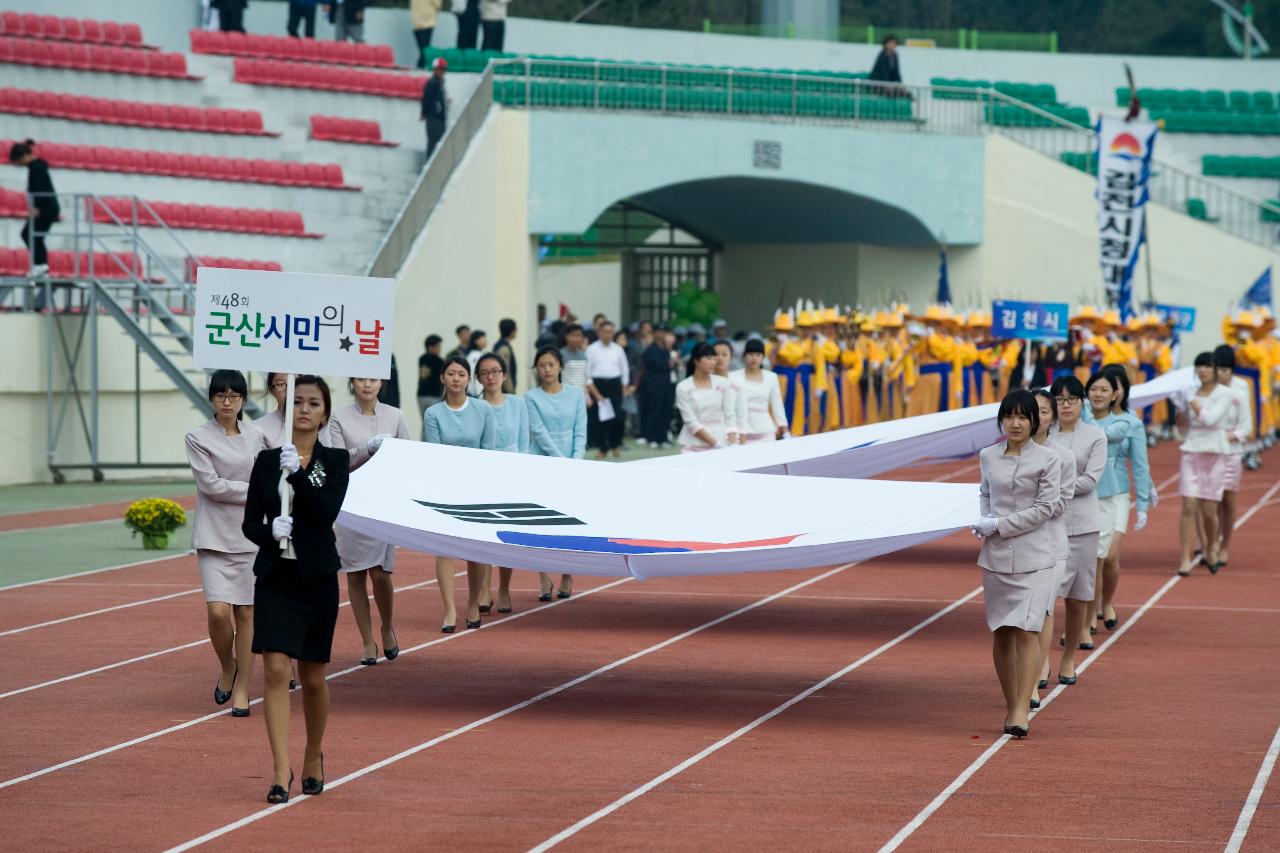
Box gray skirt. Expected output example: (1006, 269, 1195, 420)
(983, 566, 1056, 632)
(198, 548, 256, 606)
(1059, 532, 1100, 601)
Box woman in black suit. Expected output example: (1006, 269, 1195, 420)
(242, 375, 349, 804)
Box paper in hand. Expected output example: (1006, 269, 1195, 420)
(597, 398, 616, 422)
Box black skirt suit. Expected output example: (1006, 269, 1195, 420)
(242, 445, 350, 662)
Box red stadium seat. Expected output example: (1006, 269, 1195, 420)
(0, 13, 20, 37)
(285, 162, 308, 185)
(303, 163, 328, 185)
(189, 28, 213, 52)
(297, 38, 320, 62)
(320, 163, 344, 186)
(81, 20, 103, 43)
(101, 21, 123, 46)
(240, 110, 265, 134)
(40, 16, 64, 40)
(61, 17, 83, 41)
(20, 14, 39, 38)
(121, 24, 142, 47)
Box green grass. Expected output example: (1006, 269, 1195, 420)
(0, 520, 193, 586)
(0, 480, 194, 516)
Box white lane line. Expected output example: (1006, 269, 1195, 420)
(0, 574, 630, 791)
(163, 563, 862, 851)
(876, 475, 1280, 853)
(0, 588, 204, 637)
(0, 516, 124, 536)
(0, 552, 193, 592)
(526, 585, 984, 852)
(930, 462, 980, 483)
(0, 579, 443, 701)
(1226, 721, 1280, 853)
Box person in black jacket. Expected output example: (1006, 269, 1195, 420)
(242, 375, 349, 804)
(214, 0, 249, 33)
(639, 328, 677, 447)
(869, 34, 902, 84)
(421, 57, 448, 160)
(9, 140, 59, 278)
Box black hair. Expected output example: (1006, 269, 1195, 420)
(712, 339, 733, 355)
(293, 375, 332, 424)
(208, 369, 248, 420)
(1032, 387, 1058, 425)
(1193, 351, 1214, 368)
(1049, 375, 1086, 400)
(1213, 344, 1236, 370)
(443, 355, 472, 377)
(882, 34, 899, 45)
(455, 324, 470, 337)
(593, 313, 607, 323)
(997, 389, 1040, 436)
(499, 318, 516, 339)
(533, 345, 563, 386)
(1085, 372, 1121, 410)
(599, 319, 615, 331)
(1099, 364, 1131, 411)
(467, 329, 487, 352)
(687, 341, 717, 376)
(744, 338, 766, 356)
(562, 323, 584, 342)
(347, 376, 384, 396)
(265, 371, 285, 392)
(8, 139, 35, 163)
(475, 352, 505, 377)
(425, 334, 442, 349)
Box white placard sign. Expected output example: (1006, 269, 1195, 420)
(193, 268, 395, 378)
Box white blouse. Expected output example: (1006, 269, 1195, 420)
(1180, 385, 1233, 454)
(675, 375, 736, 448)
(730, 368, 788, 436)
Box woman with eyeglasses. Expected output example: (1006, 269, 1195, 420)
(185, 370, 267, 717)
(1030, 388, 1075, 708)
(477, 353, 528, 613)
(424, 356, 497, 630)
(328, 377, 409, 666)
(1047, 375, 1106, 686)
(973, 390, 1063, 738)
(1175, 352, 1234, 576)
(526, 345, 587, 600)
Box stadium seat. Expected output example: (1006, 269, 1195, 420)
(1185, 198, 1219, 222)
(234, 58, 428, 99)
(190, 29, 396, 66)
(0, 36, 193, 79)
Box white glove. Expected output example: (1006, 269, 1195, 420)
(972, 517, 999, 538)
(713, 440, 728, 449)
(366, 433, 391, 455)
(271, 515, 293, 540)
(1134, 510, 1148, 531)
(1149, 489, 1160, 509)
(279, 443, 300, 474)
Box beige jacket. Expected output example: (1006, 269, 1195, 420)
(411, 0, 444, 29)
(977, 440, 1062, 574)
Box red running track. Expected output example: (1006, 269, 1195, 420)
(0, 448, 1277, 852)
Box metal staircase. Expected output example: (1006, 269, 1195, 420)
(4, 193, 263, 481)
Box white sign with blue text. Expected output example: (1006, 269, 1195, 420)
(992, 299, 1069, 340)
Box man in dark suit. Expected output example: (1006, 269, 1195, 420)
(324, 0, 367, 42)
(421, 57, 448, 160)
(215, 0, 249, 33)
(869, 34, 902, 84)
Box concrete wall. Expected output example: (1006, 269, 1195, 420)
(391, 108, 535, 437)
(526, 111, 985, 245)
(535, 259, 622, 329)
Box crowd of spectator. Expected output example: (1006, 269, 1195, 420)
(414, 312, 753, 457)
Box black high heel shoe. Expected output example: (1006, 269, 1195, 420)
(214, 666, 237, 705)
(1029, 698, 1041, 710)
(496, 595, 512, 614)
(557, 589, 572, 599)
(538, 589, 553, 602)
(360, 644, 378, 666)
(231, 705, 251, 718)
(302, 754, 324, 796)
(479, 602, 492, 614)
(1104, 616, 1118, 630)
(289, 679, 300, 691)
(1059, 672, 1078, 685)
(441, 624, 456, 634)
(1037, 678, 1049, 690)
(267, 771, 294, 804)
(1008, 724, 1029, 739)
(384, 630, 399, 660)
(465, 618, 482, 629)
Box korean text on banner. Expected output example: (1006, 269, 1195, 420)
(992, 299, 1069, 340)
(1095, 116, 1157, 320)
(192, 268, 396, 378)
(1154, 303, 1196, 333)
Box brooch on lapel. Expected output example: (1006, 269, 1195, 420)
(308, 459, 327, 488)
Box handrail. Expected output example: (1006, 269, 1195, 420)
(364, 65, 496, 279)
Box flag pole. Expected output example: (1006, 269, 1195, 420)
(277, 373, 294, 551)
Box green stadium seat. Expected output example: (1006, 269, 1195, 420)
(1251, 91, 1276, 112)
(1186, 198, 1218, 222)
(1114, 87, 1129, 108)
(1261, 201, 1280, 223)
(1203, 89, 1228, 110)
(1174, 89, 1204, 110)
(1228, 90, 1251, 111)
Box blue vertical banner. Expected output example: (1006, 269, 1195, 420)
(1095, 116, 1158, 321)
(992, 300, 1070, 340)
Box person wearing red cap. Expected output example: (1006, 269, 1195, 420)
(421, 57, 448, 160)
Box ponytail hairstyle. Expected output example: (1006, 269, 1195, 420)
(8, 139, 35, 163)
(1099, 363, 1131, 411)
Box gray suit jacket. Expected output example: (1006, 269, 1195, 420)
(1049, 422, 1107, 536)
(978, 440, 1062, 574)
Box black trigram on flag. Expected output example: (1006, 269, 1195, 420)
(414, 501, 585, 526)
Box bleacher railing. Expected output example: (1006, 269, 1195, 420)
(364, 66, 495, 279)
(489, 58, 1280, 250)
(702, 21, 1059, 52)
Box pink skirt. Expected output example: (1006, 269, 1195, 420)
(1179, 451, 1226, 501)
(742, 432, 776, 444)
(1223, 454, 1242, 493)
